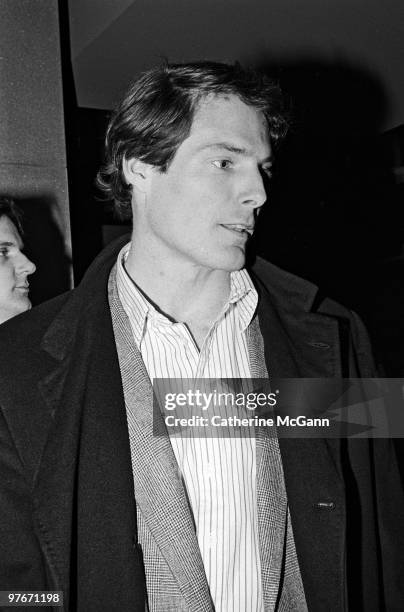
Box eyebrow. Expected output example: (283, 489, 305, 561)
(0, 240, 24, 249)
(198, 142, 273, 164)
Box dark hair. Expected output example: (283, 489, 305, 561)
(0, 197, 24, 235)
(97, 61, 289, 219)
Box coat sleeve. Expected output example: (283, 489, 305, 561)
(347, 310, 404, 610)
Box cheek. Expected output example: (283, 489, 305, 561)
(149, 171, 228, 232)
(151, 189, 205, 229)
(0, 270, 13, 297)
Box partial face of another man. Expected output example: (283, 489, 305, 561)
(136, 94, 272, 273)
(0, 215, 36, 324)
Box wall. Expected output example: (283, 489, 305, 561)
(0, 0, 71, 299)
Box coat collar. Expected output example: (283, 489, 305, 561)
(40, 236, 322, 364)
(250, 256, 319, 313)
(41, 235, 130, 362)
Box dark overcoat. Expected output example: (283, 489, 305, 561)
(0, 236, 403, 611)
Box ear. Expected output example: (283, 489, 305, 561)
(122, 157, 152, 193)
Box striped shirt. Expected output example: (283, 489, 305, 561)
(117, 242, 264, 612)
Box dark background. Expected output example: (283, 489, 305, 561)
(3, 0, 403, 377)
(62, 1, 404, 377)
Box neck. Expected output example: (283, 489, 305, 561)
(125, 233, 231, 328)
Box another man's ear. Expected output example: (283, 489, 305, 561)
(122, 157, 152, 194)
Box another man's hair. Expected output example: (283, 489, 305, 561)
(97, 61, 289, 219)
(0, 197, 23, 235)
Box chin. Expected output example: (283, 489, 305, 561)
(0, 299, 31, 323)
(207, 248, 246, 272)
(15, 299, 31, 314)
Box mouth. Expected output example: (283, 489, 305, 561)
(15, 285, 29, 294)
(220, 224, 254, 237)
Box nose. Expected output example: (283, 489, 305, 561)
(16, 252, 36, 276)
(241, 169, 267, 210)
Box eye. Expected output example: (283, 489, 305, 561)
(0, 248, 9, 258)
(212, 159, 233, 170)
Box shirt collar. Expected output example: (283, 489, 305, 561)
(116, 242, 258, 342)
(229, 268, 258, 331)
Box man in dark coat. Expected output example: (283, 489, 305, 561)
(0, 62, 403, 612)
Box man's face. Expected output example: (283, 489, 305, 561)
(137, 94, 272, 272)
(0, 215, 36, 324)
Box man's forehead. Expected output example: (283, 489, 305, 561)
(187, 94, 271, 157)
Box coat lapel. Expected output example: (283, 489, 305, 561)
(33, 353, 84, 599)
(247, 317, 291, 609)
(33, 246, 146, 611)
(108, 267, 213, 612)
(251, 263, 347, 611)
